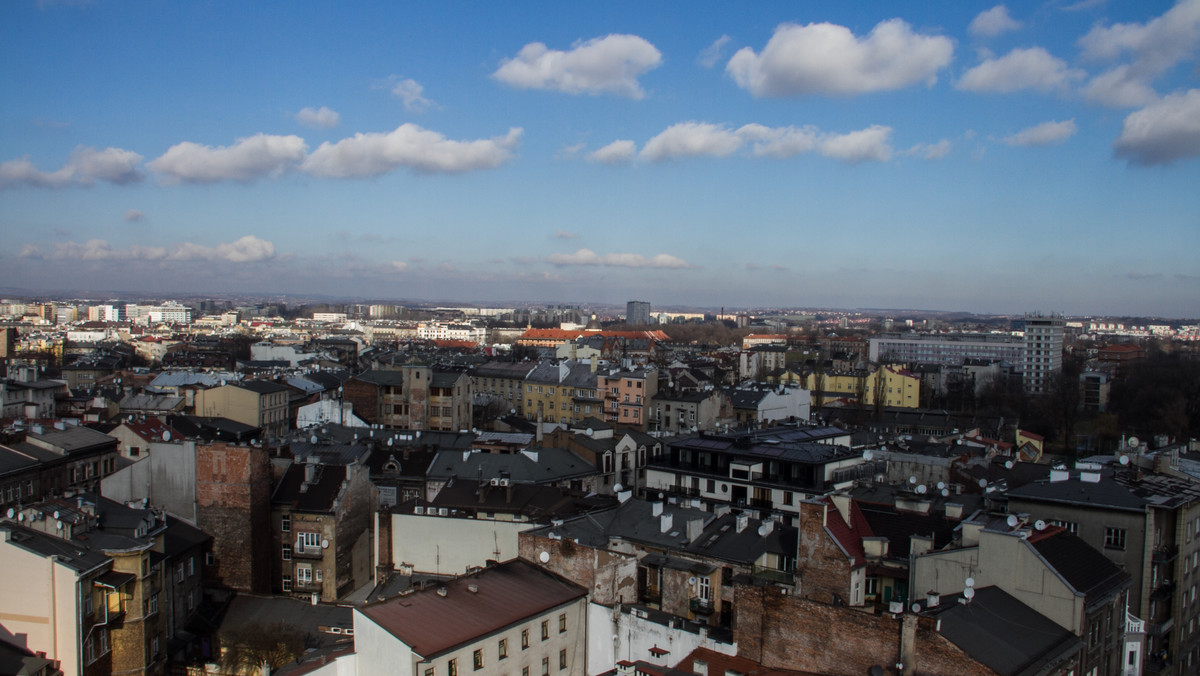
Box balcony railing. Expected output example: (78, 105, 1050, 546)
(1150, 581, 1175, 602)
(1126, 612, 1145, 635)
(751, 565, 794, 585)
(690, 598, 715, 616)
(1152, 546, 1179, 564)
(668, 484, 700, 498)
(750, 498, 773, 509)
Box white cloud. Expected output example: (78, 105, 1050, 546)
(0, 145, 143, 189)
(493, 34, 663, 98)
(1078, 0, 1200, 108)
(34, 235, 276, 264)
(302, 124, 522, 177)
(148, 134, 307, 183)
(589, 140, 637, 164)
(547, 248, 691, 268)
(1114, 89, 1200, 165)
(124, 209, 146, 222)
(295, 106, 341, 129)
(554, 230, 579, 240)
(391, 78, 434, 112)
(969, 6, 1023, 38)
(819, 125, 894, 163)
(957, 46, 1084, 93)
(725, 19, 953, 97)
(738, 123, 819, 158)
(1003, 119, 1078, 146)
(698, 35, 732, 68)
(390, 261, 409, 272)
(640, 122, 743, 162)
(904, 139, 953, 159)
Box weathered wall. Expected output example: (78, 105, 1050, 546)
(196, 442, 272, 593)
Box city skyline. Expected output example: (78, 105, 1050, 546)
(2, 0, 1199, 318)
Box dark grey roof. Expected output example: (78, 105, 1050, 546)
(427, 447, 596, 484)
(684, 513, 796, 564)
(431, 371, 466, 388)
(929, 586, 1082, 676)
(354, 370, 407, 387)
(0, 635, 57, 676)
(1005, 474, 1147, 513)
(237, 379, 290, 394)
(0, 521, 111, 574)
(524, 498, 714, 549)
(27, 425, 117, 454)
(1029, 529, 1132, 607)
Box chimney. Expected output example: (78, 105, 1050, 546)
(660, 512, 674, 534)
(736, 513, 749, 533)
(926, 590, 940, 608)
(652, 501, 664, 517)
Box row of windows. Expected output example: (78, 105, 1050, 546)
(428, 614, 571, 676)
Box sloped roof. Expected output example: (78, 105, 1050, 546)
(427, 447, 596, 484)
(1028, 527, 1131, 608)
(272, 462, 349, 512)
(359, 559, 586, 658)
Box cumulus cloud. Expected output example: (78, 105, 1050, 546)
(903, 139, 953, 159)
(295, 106, 341, 129)
(819, 125, 894, 163)
(0, 145, 143, 189)
(1114, 89, 1200, 165)
(589, 140, 637, 164)
(1003, 119, 1078, 146)
(124, 209, 146, 222)
(1077, 0, 1200, 107)
(957, 46, 1084, 93)
(148, 134, 307, 183)
(553, 230, 579, 240)
(725, 19, 953, 97)
(547, 248, 691, 268)
(969, 6, 1022, 38)
(27, 235, 275, 264)
(493, 34, 663, 98)
(302, 124, 522, 177)
(615, 121, 894, 164)
(391, 78, 435, 112)
(738, 124, 819, 158)
(698, 35, 732, 68)
(640, 122, 744, 162)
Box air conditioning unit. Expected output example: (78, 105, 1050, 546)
(490, 478, 500, 486)
(498, 478, 510, 487)
(438, 508, 449, 516)
(414, 506, 425, 515)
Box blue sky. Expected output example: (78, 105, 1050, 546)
(2, 0, 1198, 317)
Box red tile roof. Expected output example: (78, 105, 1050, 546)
(358, 559, 586, 658)
(820, 497, 875, 566)
(676, 647, 815, 676)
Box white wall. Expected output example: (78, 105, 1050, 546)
(587, 603, 736, 676)
(354, 608, 416, 676)
(391, 514, 534, 575)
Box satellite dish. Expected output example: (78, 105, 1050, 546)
(539, 551, 550, 563)
(321, 539, 329, 549)
(1006, 515, 1019, 527)
(908, 476, 917, 485)
(53, 511, 60, 520)
(936, 482, 945, 490)
(863, 449, 874, 461)
(585, 428, 594, 437)
(162, 430, 171, 442)
(56, 520, 63, 530)
(1035, 520, 1047, 531)
(978, 478, 988, 488)
(965, 577, 975, 587)
(310, 435, 318, 444)
(911, 602, 922, 613)
(963, 587, 975, 599)
(1004, 460, 1014, 470)
(5, 508, 13, 519)
(916, 485, 927, 495)
(613, 483, 623, 492)
(941, 489, 950, 497)
(1119, 455, 1130, 466)
(1128, 436, 1140, 448)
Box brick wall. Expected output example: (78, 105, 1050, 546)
(518, 533, 638, 606)
(196, 441, 272, 593)
(796, 500, 852, 604)
(734, 584, 996, 676)
(343, 378, 380, 425)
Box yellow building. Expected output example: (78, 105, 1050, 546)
(804, 365, 920, 408)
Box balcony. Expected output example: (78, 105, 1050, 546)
(1152, 545, 1179, 564)
(1150, 581, 1175, 602)
(690, 598, 715, 617)
(667, 484, 700, 498)
(292, 544, 325, 560)
(750, 498, 773, 509)
(751, 565, 794, 586)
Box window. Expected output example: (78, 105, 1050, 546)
(1105, 527, 1127, 550)
(426, 669, 434, 676)
(521, 629, 529, 649)
(298, 531, 321, 553)
(281, 513, 291, 532)
(98, 627, 108, 655)
(865, 577, 880, 597)
(177, 563, 185, 582)
(541, 620, 549, 640)
(282, 546, 291, 560)
(188, 557, 195, 576)
(86, 637, 96, 664)
(542, 657, 549, 676)
(298, 566, 313, 584)
(559, 613, 567, 633)
(559, 649, 567, 670)
(523, 668, 529, 676)
(146, 594, 158, 616)
(449, 659, 458, 676)
(474, 649, 483, 670)
(499, 638, 508, 659)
